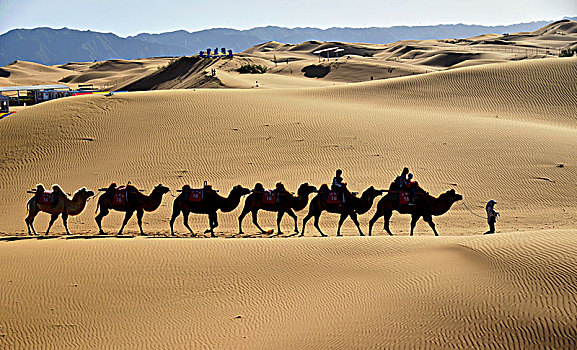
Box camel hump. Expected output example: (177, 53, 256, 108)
(253, 183, 264, 192)
(181, 185, 191, 192)
(35, 184, 46, 193)
(52, 184, 66, 196)
(125, 184, 139, 192)
(318, 184, 329, 192)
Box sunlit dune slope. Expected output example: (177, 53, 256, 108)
(0, 58, 576, 236)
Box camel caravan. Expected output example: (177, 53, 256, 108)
(24, 168, 463, 237)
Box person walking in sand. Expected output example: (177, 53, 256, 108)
(484, 199, 499, 234)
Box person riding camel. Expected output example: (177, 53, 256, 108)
(394, 167, 410, 190)
(332, 169, 350, 203)
(273, 182, 291, 203)
(406, 173, 418, 205)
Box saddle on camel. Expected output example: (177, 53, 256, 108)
(368, 179, 463, 236)
(177, 181, 218, 204)
(301, 184, 383, 237)
(170, 182, 250, 237)
(95, 182, 170, 236)
(25, 184, 95, 235)
(238, 182, 317, 235)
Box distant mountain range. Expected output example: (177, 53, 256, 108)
(1, 17, 576, 66)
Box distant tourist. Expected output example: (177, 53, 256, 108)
(484, 199, 499, 234)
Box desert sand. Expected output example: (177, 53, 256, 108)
(0, 20, 576, 348)
(1, 231, 576, 348)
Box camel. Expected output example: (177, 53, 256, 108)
(25, 185, 95, 235)
(170, 184, 251, 237)
(238, 183, 317, 235)
(95, 184, 170, 235)
(368, 183, 462, 236)
(301, 185, 383, 237)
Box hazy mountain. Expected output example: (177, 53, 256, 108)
(131, 21, 559, 51)
(0, 27, 188, 66)
(1, 19, 575, 66)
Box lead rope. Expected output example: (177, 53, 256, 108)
(461, 202, 486, 219)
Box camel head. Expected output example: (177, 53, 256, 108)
(152, 184, 170, 195)
(232, 185, 251, 197)
(443, 189, 463, 203)
(297, 183, 317, 196)
(73, 187, 95, 200)
(362, 186, 384, 199)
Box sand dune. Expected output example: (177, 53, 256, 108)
(0, 230, 576, 348)
(0, 57, 576, 237)
(0, 21, 576, 348)
(2, 21, 575, 91)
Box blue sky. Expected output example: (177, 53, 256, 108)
(1, 0, 576, 36)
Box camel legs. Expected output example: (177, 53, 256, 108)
(169, 206, 181, 236)
(251, 210, 267, 234)
(336, 213, 349, 236)
(238, 207, 250, 234)
(182, 212, 195, 236)
(368, 211, 382, 236)
(423, 215, 438, 236)
(301, 211, 326, 237)
(25, 206, 40, 236)
(136, 209, 146, 236)
(285, 209, 299, 234)
(350, 212, 364, 236)
(382, 211, 394, 236)
(205, 212, 218, 237)
(276, 211, 285, 234)
(45, 213, 59, 235)
(95, 207, 109, 235)
(313, 214, 326, 237)
(118, 210, 134, 235)
(300, 212, 312, 236)
(62, 213, 71, 235)
(410, 215, 420, 236)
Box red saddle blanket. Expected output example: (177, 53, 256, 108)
(187, 189, 204, 202)
(399, 191, 410, 205)
(262, 190, 276, 204)
(326, 191, 341, 204)
(113, 186, 128, 206)
(38, 190, 53, 206)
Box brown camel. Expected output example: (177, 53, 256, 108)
(238, 183, 317, 235)
(368, 183, 462, 236)
(301, 185, 383, 237)
(95, 184, 170, 235)
(170, 184, 251, 237)
(25, 185, 95, 235)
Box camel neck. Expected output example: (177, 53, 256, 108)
(356, 194, 377, 215)
(291, 193, 310, 211)
(67, 194, 89, 216)
(430, 196, 455, 216)
(219, 191, 243, 213)
(142, 191, 164, 211)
